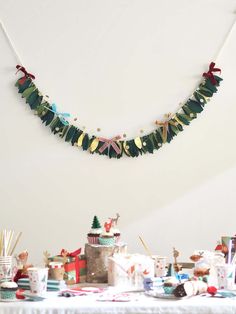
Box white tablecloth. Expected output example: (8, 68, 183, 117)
(1, 292, 236, 314)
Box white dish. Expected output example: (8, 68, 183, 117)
(23, 292, 46, 301)
(0, 298, 20, 302)
(145, 290, 183, 299)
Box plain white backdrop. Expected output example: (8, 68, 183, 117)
(0, 0, 236, 265)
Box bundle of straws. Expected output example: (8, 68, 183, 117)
(0, 229, 22, 256)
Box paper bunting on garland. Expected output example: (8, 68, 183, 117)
(15, 62, 222, 158)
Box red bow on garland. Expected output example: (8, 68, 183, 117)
(16, 65, 35, 85)
(202, 62, 221, 85)
(60, 248, 81, 257)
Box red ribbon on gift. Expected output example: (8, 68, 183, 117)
(60, 248, 81, 257)
(16, 65, 35, 85)
(202, 62, 221, 85)
(60, 248, 82, 283)
(98, 136, 121, 154)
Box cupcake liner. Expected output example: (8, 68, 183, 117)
(87, 236, 100, 245)
(163, 286, 175, 295)
(114, 235, 120, 243)
(0, 290, 16, 300)
(99, 237, 115, 246)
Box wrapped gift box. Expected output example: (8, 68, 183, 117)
(48, 250, 86, 284)
(108, 253, 154, 289)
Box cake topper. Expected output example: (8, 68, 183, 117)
(109, 213, 120, 228)
(104, 219, 112, 233)
(173, 247, 182, 273)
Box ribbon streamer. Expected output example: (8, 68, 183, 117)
(202, 62, 221, 85)
(51, 103, 70, 125)
(99, 136, 121, 154)
(155, 113, 173, 143)
(156, 112, 184, 143)
(16, 65, 35, 84)
(60, 248, 81, 257)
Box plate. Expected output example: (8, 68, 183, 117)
(23, 292, 46, 301)
(145, 290, 183, 299)
(0, 298, 20, 302)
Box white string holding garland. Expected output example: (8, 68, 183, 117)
(0, 19, 23, 66)
(213, 12, 236, 62)
(1, 13, 236, 73)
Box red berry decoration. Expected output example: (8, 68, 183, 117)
(207, 286, 217, 296)
(16, 289, 26, 300)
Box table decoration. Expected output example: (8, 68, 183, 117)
(108, 253, 154, 289)
(0, 281, 18, 300)
(17, 278, 66, 291)
(0, 229, 22, 282)
(27, 267, 48, 295)
(85, 243, 127, 283)
(190, 250, 225, 286)
(87, 216, 102, 245)
(48, 262, 65, 281)
(46, 249, 86, 284)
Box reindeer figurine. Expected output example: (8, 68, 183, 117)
(109, 213, 120, 228)
(173, 247, 182, 273)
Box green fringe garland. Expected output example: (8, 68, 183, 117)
(15, 73, 223, 159)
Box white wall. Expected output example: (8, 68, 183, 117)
(0, 0, 236, 265)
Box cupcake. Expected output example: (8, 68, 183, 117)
(110, 213, 121, 243)
(87, 215, 102, 244)
(99, 219, 115, 246)
(111, 227, 120, 243)
(163, 277, 178, 294)
(0, 281, 18, 300)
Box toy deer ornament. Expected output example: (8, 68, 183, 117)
(173, 247, 182, 273)
(109, 213, 120, 227)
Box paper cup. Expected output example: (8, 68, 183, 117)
(0, 256, 13, 282)
(27, 267, 48, 295)
(216, 264, 236, 290)
(48, 262, 65, 281)
(152, 256, 167, 277)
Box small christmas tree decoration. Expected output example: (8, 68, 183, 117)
(87, 216, 102, 245)
(91, 216, 102, 229)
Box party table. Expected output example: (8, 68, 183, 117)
(1, 291, 236, 314)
